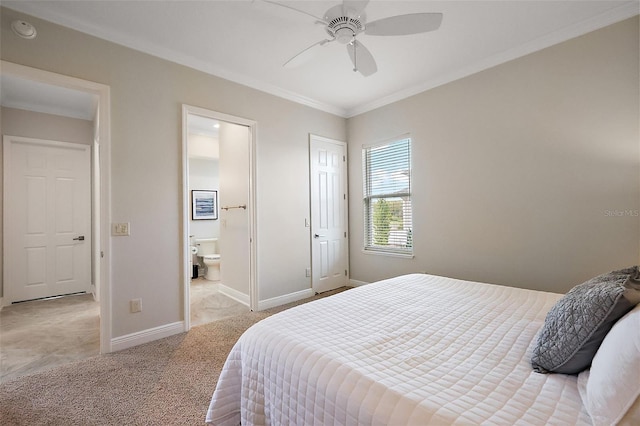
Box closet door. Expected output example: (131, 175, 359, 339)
(4, 136, 91, 303)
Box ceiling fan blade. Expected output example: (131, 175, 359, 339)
(365, 13, 443, 36)
(261, 0, 327, 23)
(284, 39, 332, 68)
(346, 40, 377, 77)
(343, 0, 369, 16)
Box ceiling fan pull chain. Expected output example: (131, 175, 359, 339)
(353, 39, 358, 72)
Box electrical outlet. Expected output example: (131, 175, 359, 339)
(305, 267, 311, 277)
(112, 222, 130, 236)
(130, 298, 142, 313)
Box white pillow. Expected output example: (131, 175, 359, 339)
(578, 303, 640, 426)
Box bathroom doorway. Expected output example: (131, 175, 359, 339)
(181, 105, 257, 330)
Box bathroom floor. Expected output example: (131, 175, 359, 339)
(0, 280, 247, 383)
(190, 277, 249, 327)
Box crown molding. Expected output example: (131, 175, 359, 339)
(6, 1, 637, 120)
(3, 2, 349, 118)
(345, 2, 639, 118)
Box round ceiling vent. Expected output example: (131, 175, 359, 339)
(11, 20, 37, 39)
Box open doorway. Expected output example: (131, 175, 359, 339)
(0, 61, 111, 381)
(181, 105, 257, 330)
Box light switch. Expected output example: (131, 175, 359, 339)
(112, 222, 130, 236)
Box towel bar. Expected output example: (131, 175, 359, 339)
(221, 205, 247, 211)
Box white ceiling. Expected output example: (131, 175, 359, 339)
(188, 114, 220, 159)
(188, 114, 220, 138)
(3, 1, 638, 118)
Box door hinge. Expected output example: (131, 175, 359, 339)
(343, 155, 345, 162)
(344, 269, 348, 276)
(344, 231, 347, 238)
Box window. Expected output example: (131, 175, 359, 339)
(362, 136, 412, 255)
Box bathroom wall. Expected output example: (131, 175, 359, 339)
(218, 121, 251, 296)
(189, 155, 219, 279)
(188, 159, 220, 240)
(188, 132, 220, 241)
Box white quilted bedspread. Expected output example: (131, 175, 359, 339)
(206, 274, 591, 425)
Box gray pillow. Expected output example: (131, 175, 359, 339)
(531, 266, 640, 374)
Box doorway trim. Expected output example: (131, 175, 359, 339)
(181, 104, 258, 331)
(1, 61, 112, 353)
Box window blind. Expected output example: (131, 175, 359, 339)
(363, 137, 412, 255)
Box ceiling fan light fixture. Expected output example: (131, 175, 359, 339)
(335, 28, 355, 44)
(325, 5, 364, 44)
(11, 20, 37, 39)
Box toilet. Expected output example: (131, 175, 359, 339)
(195, 238, 221, 281)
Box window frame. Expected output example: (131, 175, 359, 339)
(362, 134, 413, 257)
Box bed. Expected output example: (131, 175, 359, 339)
(206, 272, 640, 425)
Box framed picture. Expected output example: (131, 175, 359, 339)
(192, 190, 218, 220)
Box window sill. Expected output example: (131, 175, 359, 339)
(362, 249, 415, 259)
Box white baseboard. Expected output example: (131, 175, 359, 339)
(219, 284, 250, 307)
(257, 288, 315, 311)
(349, 279, 369, 287)
(111, 321, 184, 352)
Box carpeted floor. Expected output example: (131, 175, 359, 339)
(0, 287, 349, 425)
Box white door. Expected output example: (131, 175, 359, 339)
(310, 135, 348, 293)
(4, 136, 91, 303)
(218, 122, 251, 300)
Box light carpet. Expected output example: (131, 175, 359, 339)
(0, 288, 349, 425)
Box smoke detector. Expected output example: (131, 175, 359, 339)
(11, 20, 37, 39)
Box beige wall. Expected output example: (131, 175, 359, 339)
(1, 107, 93, 144)
(347, 16, 640, 293)
(0, 107, 94, 298)
(0, 7, 346, 337)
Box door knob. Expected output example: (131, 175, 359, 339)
(314, 234, 325, 238)
(73, 236, 85, 241)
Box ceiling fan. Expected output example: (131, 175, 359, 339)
(263, 0, 443, 76)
